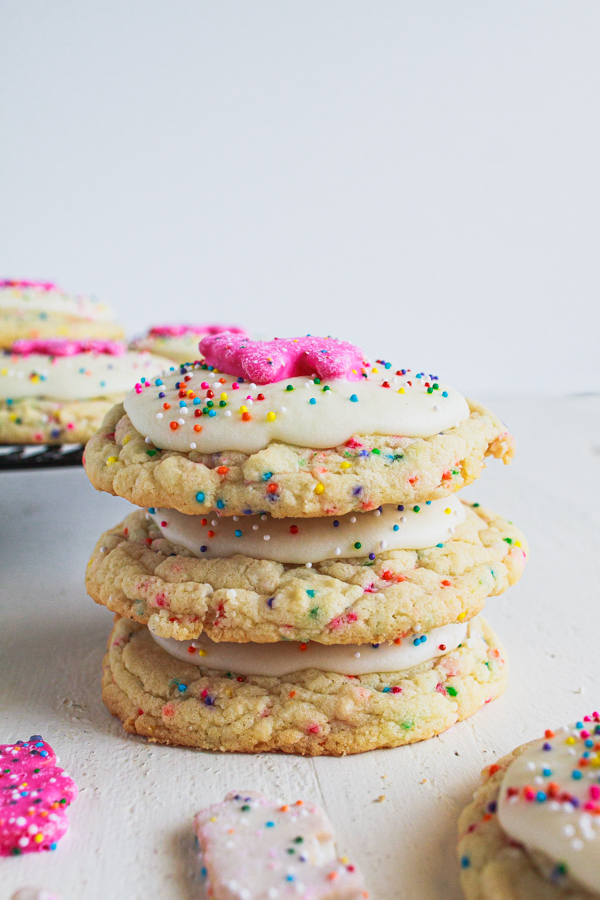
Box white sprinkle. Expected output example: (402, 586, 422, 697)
(334, 548, 341, 555)
(212, 382, 221, 389)
(563, 824, 575, 837)
(27, 824, 38, 834)
(279, 406, 287, 413)
(247, 398, 253, 404)
(261, 514, 268, 521)
(415, 624, 422, 632)
(374, 510, 381, 516)
(572, 839, 584, 851)
(211, 519, 218, 526)
(181, 407, 189, 414)
(249, 383, 257, 389)
(100, 546, 108, 554)
(252, 524, 259, 531)
(400, 516, 407, 524)
(233, 515, 239, 521)
(354, 651, 361, 658)
(305, 562, 312, 568)
(433, 404, 440, 411)
(526, 761, 536, 771)
(15, 816, 26, 826)
(226, 589, 237, 600)
(145, 436, 153, 444)
(224, 410, 232, 417)
(190, 443, 197, 449)
(178, 418, 185, 425)
(380, 540, 387, 550)
(350, 516, 357, 523)
(155, 412, 163, 419)
(263, 534, 271, 541)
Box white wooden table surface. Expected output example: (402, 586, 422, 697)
(2, 395, 599, 900)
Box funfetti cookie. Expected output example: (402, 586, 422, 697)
(0, 736, 77, 857)
(194, 791, 368, 900)
(85, 500, 527, 643)
(0, 280, 124, 347)
(458, 715, 600, 899)
(0, 339, 173, 444)
(83, 334, 515, 517)
(101, 613, 507, 756)
(130, 324, 247, 366)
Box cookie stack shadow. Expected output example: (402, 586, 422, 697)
(83, 351, 527, 756)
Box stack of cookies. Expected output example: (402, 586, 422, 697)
(84, 333, 527, 756)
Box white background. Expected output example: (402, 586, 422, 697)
(1, 2, 599, 394)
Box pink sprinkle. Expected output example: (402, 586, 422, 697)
(590, 785, 600, 800)
(149, 324, 246, 338)
(199, 333, 367, 384)
(0, 279, 57, 291)
(11, 338, 126, 357)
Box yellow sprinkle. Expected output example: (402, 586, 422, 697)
(198, 648, 207, 657)
(239, 405, 248, 414)
(122, 435, 131, 445)
(444, 508, 451, 514)
(266, 411, 276, 422)
(340, 856, 349, 864)
(34, 833, 44, 843)
(457, 612, 466, 621)
(30, 374, 40, 383)
(106, 456, 118, 466)
(340, 461, 351, 469)
(1, 367, 7, 375)
(220, 392, 228, 400)
(9, 413, 17, 421)
(210, 816, 217, 822)
(372, 367, 378, 373)
(565, 736, 576, 745)
(398, 387, 405, 394)
(590, 756, 600, 768)
(514, 540, 521, 547)
(314, 482, 325, 494)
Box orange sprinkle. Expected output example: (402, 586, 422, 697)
(289, 691, 296, 698)
(217, 466, 229, 475)
(545, 729, 555, 738)
(326, 872, 338, 881)
(170, 422, 179, 430)
(295, 800, 303, 806)
(299, 643, 308, 651)
(208, 530, 215, 538)
(193, 424, 202, 433)
(163, 402, 171, 409)
(242, 412, 252, 421)
(279, 804, 289, 812)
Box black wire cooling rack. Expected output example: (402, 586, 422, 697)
(0, 443, 85, 470)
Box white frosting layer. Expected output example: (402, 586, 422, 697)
(149, 495, 465, 564)
(0, 352, 174, 401)
(498, 719, 600, 894)
(151, 622, 468, 677)
(130, 334, 203, 364)
(124, 367, 470, 454)
(0, 284, 114, 321)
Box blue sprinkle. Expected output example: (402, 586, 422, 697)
(262, 472, 273, 481)
(585, 739, 594, 748)
(193, 397, 201, 405)
(40, 750, 48, 757)
(196, 492, 205, 502)
(266, 821, 275, 828)
(201, 867, 207, 877)
(536, 791, 547, 802)
(382, 686, 391, 693)
(216, 499, 225, 509)
(333, 520, 340, 527)
(426, 500, 432, 505)
(155, 379, 163, 386)
(543, 768, 552, 777)
(149, 507, 156, 514)
(178, 684, 187, 692)
(267, 598, 275, 607)
(50, 842, 57, 851)
(208, 409, 216, 417)
(442, 391, 448, 397)
(243, 509, 253, 515)
(369, 553, 376, 560)
(461, 856, 470, 869)
(436, 543, 443, 548)
(397, 505, 404, 511)
(572, 770, 583, 780)
(286, 875, 294, 882)
(350, 394, 358, 402)
(158, 391, 165, 398)
(234, 529, 242, 537)
(384, 362, 391, 369)
(179, 400, 186, 407)
(393, 524, 399, 531)
(309, 398, 316, 405)
(306, 589, 316, 598)
(200, 545, 208, 553)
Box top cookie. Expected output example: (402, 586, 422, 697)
(129, 324, 247, 366)
(0, 280, 124, 347)
(84, 335, 514, 516)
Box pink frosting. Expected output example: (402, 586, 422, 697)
(11, 338, 127, 357)
(148, 324, 246, 338)
(0, 736, 78, 856)
(0, 280, 58, 291)
(199, 334, 367, 384)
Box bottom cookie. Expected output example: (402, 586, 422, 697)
(0, 397, 119, 444)
(102, 614, 507, 756)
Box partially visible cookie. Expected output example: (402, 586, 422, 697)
(0, 280, 123, 347)
(130, 324, 247, 365)
(195, 791, 368, 899)
(102, 614, 507, 756)
(86, 503, 527, 643)
(458, 716, 600, 899)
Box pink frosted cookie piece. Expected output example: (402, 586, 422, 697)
(148, 324, 247, 338)
(194, 791, 368, 900)
(11, 338, 126, 357)
(0, 736, 78, 857)
(0, 280, 58, 292)
(199, 334, 367, 384)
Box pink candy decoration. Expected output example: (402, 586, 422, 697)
(199, 333, 367, 384)
(11, 339, 126, 357)
(0, 280, 58, 291)
(148, 324, 247, 338)
(0, 736, 78, 856)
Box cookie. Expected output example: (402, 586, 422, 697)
(194, 791, 368, 899)
(130, 325, 247, 366)
(101, 614, 507, 755)
(83, 395, 513, 517)
(86, 501, 527, 643)
(0, 280, 123, 347)
(0, 340, 173, 444)
(0, 736, 78, 856)
(458, 715, 600, 899)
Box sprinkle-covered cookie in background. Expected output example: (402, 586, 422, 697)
(194, 791, 368, 899)
(129, 324, 247, 366)
(85, 500, 527, 643)
(101, 613, 507, 756)
(83, 333, 515, 518)
(0, 280, 124, 347)
(458, 715, 600, 899)
(11, 890, 62, 900)
(0, 736, 77, 857)
(0, 339, 174, 444)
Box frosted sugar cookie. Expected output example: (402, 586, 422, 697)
(458, 715, 600, 899)
(83, 334, 514, 516)
(101, 614, 507, 755)
(85, 500, 527, 642)
(0, 736, 77, 857)
(194, 791, 368, 899)
(130, 324, 247, 365)
(0, 280, 123, 347)
(0, 339, 173, 444)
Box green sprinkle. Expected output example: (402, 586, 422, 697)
(401, 719, 414, 731)
(472, 502, 480, 507)
(446, 686, 458, 697)
(309, 607, 319, 618)
(354, 541, 362, 549)
(503, 537, 513, 544)
(286, 385, 294, 391)
(241, 805, 250, 812)
(372, 448, 380, 455)
(314, 378, 321, 384)
(413, 505, 420, 512)
(306, 589, 316, 598)
(146, 449, 157, 456)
